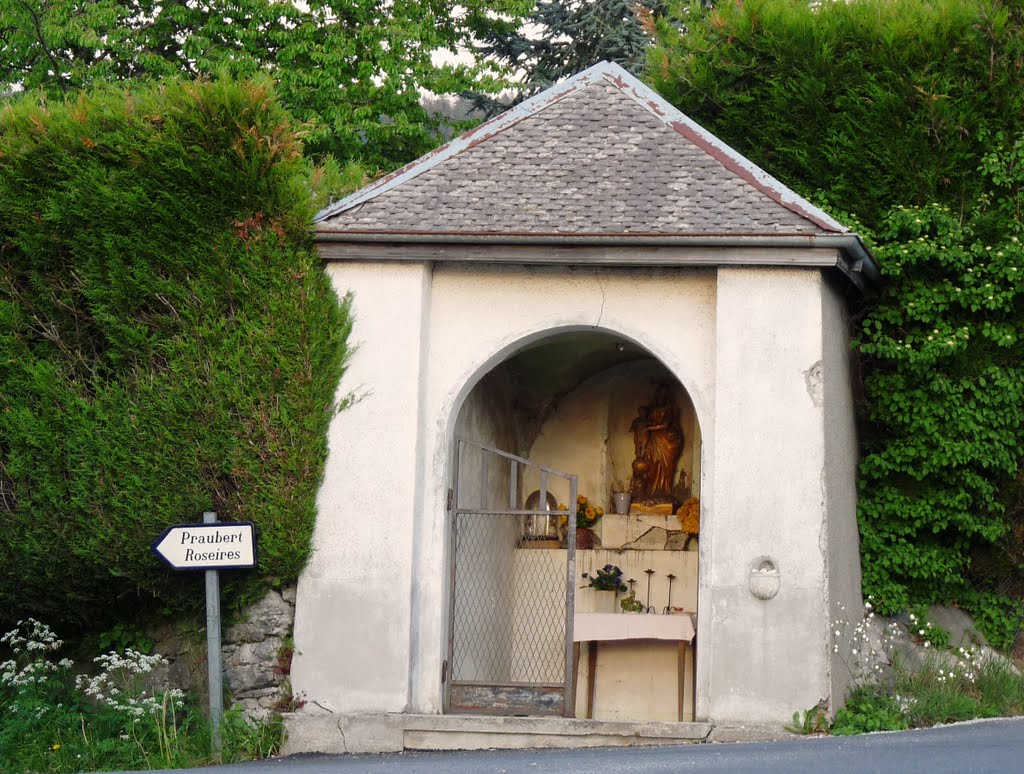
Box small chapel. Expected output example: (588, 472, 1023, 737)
(284, 61, 877, 752)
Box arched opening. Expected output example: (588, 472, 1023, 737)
(445, 329, 703, 722)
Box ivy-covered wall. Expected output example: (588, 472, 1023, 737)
(0, 79, 350, 634)
(854, 200, 1024, 645)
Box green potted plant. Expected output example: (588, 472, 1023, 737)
(620, 592, 645, 613)
(585, 564, 627, 613)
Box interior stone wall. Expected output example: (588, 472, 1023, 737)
(454, 347, 704, 718)
(453, 365, 524, 458)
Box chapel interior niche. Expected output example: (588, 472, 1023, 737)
(451, 331, 702, 722)
(455, 332, 701, 515)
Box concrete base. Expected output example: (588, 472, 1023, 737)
(706, 722, 799, 744)
(282, 712, 712, 754)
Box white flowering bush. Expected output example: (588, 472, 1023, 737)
(934, 646, 987, 685)
(0, 620, 202, 772)
(0, 619, 74, 718)
(1, 619, 282, 772)
(75, 649, 184, 721)
(831, 600, 903, 687)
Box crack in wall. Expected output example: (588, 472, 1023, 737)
(803, 360, 823, 408)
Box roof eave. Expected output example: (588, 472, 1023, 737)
(313, 230, 880, 291)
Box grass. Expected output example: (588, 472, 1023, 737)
(1, 699, 282, 772)
(830, 650, 1024, 735)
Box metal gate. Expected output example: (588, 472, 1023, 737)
(445, 438, 578, 716)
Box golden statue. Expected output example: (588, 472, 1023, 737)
(629, 385, 683, 505)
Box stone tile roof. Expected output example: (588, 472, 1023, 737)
(316, 62, 846, 237)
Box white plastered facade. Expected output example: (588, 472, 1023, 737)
(290, 257, 862, 725)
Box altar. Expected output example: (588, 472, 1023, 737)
(573, 612, 696, 722)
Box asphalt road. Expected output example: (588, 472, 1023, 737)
(150, 717, 1024, 774)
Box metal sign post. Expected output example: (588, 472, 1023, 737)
(151, 513, 257, 761)
(204, 511, 224, 759)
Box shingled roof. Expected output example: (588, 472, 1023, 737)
(315, 62, 877, 288)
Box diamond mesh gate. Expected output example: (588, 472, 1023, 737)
(446, 439, 578, 716)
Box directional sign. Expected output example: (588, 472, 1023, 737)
(151, 521, 256, 571)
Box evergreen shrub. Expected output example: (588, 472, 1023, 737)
(650, 0, 1024, 229)
(0, 79, 350, 633)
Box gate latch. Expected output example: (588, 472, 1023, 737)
(446, 488, 454, 511)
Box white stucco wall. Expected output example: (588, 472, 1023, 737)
(291, 258, 863, 725)
(706, 267, 834, 721)
(290, 262, 430, 713)
(822, 278, 864, 709)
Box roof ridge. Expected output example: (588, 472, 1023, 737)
(593, 67, 844, 233)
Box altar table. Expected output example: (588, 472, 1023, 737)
(572, 612, 696, 721)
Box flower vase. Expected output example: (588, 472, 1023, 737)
(576, 528, 595, 549)
(612, 492, 631, 515)
(592, 589, 618, 613)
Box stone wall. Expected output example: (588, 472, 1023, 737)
(150, 586, 297, 721)
(223, 587, 296, 719)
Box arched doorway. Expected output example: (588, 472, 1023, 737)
(445, 330, 703, 721)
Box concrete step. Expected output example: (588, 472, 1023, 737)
(283, 712, 712, 754)
(405, 714, 711, 750)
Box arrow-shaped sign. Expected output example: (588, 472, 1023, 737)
(152, 521, 256, 571)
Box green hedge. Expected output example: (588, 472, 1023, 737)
(0, 79, 350, 633)
(650, 0, 1024, 230)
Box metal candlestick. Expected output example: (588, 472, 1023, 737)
(664, 573, 677, 614)
(644, 569, 655, 613)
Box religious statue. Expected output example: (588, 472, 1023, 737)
(628, 384, 684, 505)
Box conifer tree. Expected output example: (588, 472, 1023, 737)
(469, 0, 667, 115)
